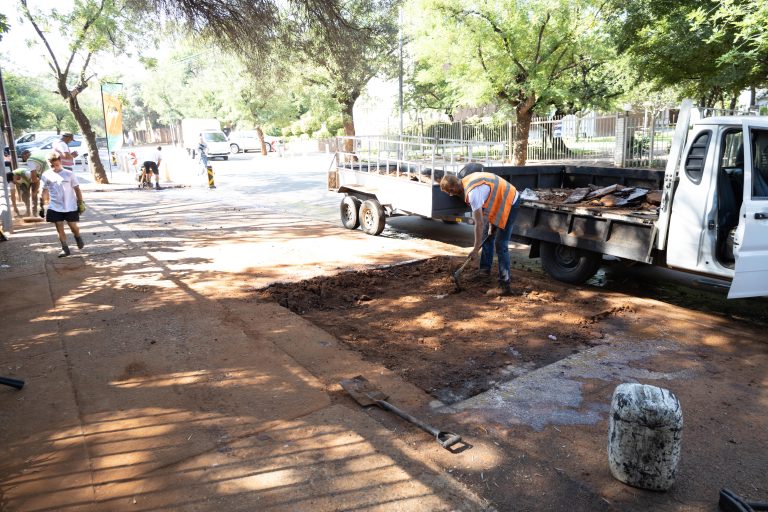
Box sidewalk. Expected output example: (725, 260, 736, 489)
(0, 188, 489, 511)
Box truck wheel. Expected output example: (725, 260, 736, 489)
(230, 144, 240, 154)
(340, 196, 361, 229)
(359, 199, 386, 236)
(540, 242, 601, 284)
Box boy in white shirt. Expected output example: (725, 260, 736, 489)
(39, 153, 86, 257)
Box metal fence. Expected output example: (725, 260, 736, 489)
(391, 106, 762, 169)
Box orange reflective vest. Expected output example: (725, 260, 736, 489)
(462, 172, 518, 229)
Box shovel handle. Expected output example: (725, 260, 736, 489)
(453, 231, 494, 279)
(376, 400, 461, 449)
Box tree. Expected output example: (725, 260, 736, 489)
(607, 0, 767, 109)
(19, 0, 144, 183)
(405, 61, 464, 122)
(408, 0, 614, 165)
(287, 0, 401, 153)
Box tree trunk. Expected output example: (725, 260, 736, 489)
(512, 95, 536, 166)
(342, 100, 355, 155)
(69, 95, 109, 184)
(256, 126, 268, 155)
(341, 99, 358, 162)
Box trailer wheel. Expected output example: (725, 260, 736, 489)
(540, 242, 601, 284)
(359, 199, 386, 236)
(340, 196, 361, 230)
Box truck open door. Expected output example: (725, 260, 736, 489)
(728, 121, 768, 299)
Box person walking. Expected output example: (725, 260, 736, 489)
(198, 134, 209, 174)
(152, 146, 162, 189)
(39, 152, 86, 257)
(51, 132, 79, 171)
(440, 164, 521, 296)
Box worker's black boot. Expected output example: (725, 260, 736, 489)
(486, 281, 513, 296)
(75, 236, 85, 249)
(58, 242, 71, 258)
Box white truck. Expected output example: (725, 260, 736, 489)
(329, 101, 768, 299)
(181, 119, 230, 160)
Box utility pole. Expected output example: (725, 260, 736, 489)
(0, 63, 16, 234)
(0, 63, 17, 170)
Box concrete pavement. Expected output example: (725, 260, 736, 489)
(0, 186, 489, 511)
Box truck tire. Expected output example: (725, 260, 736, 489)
(230, 144, 240, 154)
(340, 196, 361, 230)
(540, 242, 601, 284)
(359, 199, 386, 236)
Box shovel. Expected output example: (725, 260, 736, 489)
(452, 231, 494, 291)
(340, 375, 462, 449)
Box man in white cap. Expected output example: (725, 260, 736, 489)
(52, 132, 79, 170)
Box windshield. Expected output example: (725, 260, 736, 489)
(204, 132, 227, 142)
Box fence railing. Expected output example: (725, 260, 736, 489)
(389, 107, 763, 169)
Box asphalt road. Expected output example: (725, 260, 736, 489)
(99, 147, 768, 325)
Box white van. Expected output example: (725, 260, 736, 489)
(200, 130, 230, 160)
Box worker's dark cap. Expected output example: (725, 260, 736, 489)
(62, 132, 74, 137)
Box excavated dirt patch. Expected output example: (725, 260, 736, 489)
(257, 257, 638, 404)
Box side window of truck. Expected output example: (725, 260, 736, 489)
(720, 131, 743, 170)
(684, 131, 711, 183)
(751, 129, 768, 199)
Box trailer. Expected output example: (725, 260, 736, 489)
(330, 136, 507, 235)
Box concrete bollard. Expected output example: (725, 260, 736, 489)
(608, 383, 683, 491)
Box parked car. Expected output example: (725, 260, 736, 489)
(4, 131, 58, 155)
(228, 130, 279, 154)
(15, 131, 57, 146)
(15, 135, 60, 155)
(35, 135, 86, 168)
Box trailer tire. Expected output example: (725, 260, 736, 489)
(340, 196, 361, 230)
(540, 242, 601, 284)
(359, 199, 386, 236)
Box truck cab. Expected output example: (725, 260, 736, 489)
(664, 116, 768, 298)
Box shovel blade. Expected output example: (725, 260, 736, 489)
(340, 375, 389, 406)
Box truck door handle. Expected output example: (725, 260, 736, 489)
(756, 212, 768, 220)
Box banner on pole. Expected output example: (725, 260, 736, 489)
(101, 83, 123, 151)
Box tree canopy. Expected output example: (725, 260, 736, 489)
(407, 0, 617, 164)
(608, 0, 768, 108)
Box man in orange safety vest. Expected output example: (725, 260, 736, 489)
(440, 164, 521, 296)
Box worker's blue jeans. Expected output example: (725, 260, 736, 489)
(480, 195, 521, 285)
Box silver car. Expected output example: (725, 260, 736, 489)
(228, 130, 277, 154)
